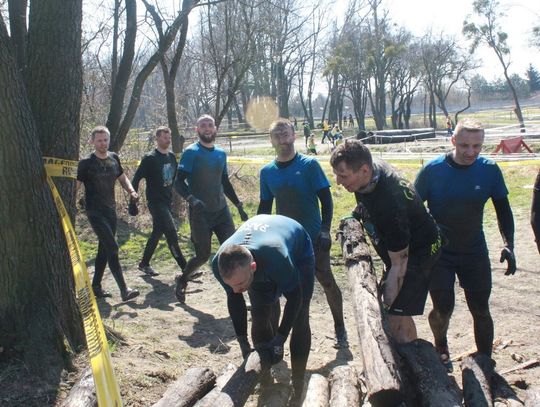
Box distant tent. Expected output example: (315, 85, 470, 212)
(493, 136, 533, 154)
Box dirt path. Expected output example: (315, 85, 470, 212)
(69, 209, 538, 406)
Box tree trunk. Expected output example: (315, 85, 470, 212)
(397, 339, 462, 406)
(0, 18, 77, 380)
(337, 218, 404, 406)
(23, 0, 85, 351)
(329, 365, 361, 407)
(152, 367, 216, 407)
(525, 387, 540, 407)
(302, 374, 329, 407)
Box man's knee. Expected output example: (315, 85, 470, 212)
(315, 269, 336, 290)
(430, 289, 455, 317)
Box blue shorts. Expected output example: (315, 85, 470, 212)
(429, 250, 491, 292)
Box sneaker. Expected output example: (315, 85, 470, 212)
(138, 264, 159, 276)
(334, 329, 349, 349)
(92, 286, 112, 298)
(436, 346, 453, 373)
(175, 275, 187, 303)
(121, 288, 140, 302)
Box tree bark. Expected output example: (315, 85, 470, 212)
(524, 387, 540, 407)
(61, 368, 97, 407)
(302, 374, 329, 407)
(337, 218, 404, 406)
(152, 367, 216, 407)
(397, 339, 462, 406)
(329, 365, 361, 407)
(0, 16, 77, 380)
(195, 351, 271, 407)
(193, 363, 238, 407)
(23, 0, 85, 351)
(461, 354, 495, 407)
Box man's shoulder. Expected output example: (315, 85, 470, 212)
(423, 154, 447, 170)
(476, 155, 498, 167)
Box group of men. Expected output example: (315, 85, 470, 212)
(77, 115, 518, 406)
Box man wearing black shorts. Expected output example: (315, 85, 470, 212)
(330, 140, 441, 343)
(415, 119, 516, 368)
(77, 126, 140, 301)
(213, 215, 315, 407)
(131, 126, 187, 276)
(173, 115, 248, 303)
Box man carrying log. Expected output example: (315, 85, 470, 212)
(258, 119, 348, 349)
(415, 118, 516, 371)
(212, 214, 315, 407)
(330, 140, 442, 344)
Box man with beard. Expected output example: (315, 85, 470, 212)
(131, 126, 187, 276)
(415, 118, 516, 370)
(173, 115, 248, 303)
(258, 119, 348, 348)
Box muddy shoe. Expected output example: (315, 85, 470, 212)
(175, 275, 187, 303)
(334, 328, 349, 349)
(138, 264, 159, 276)
(92, 286, 112, 298)
(436, 346, 453, 373)
(121, 288, 140, 302)
(287, 387, 302, 407)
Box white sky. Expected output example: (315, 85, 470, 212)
(345, 0, 540, 79)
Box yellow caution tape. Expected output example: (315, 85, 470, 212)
(44, 159, 122, 407)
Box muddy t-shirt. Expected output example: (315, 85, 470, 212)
(355, 159, 438, 265)
(212, 214, 314, 299)
(414, 153, 508, 254)
(77, 152, 123, 210)
(259, 153, 330, 241)
(132, 149, 177, 207)
(178, 142, 227, 212)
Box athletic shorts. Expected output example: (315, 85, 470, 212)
(388, 249, 441, 316)
(429, 250, 491, 292)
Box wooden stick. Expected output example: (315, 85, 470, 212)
(152, 367, 216, 407)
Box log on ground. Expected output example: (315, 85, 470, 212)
(301, 373, 329, 407)
(195, 350, 270, 407)
(397, 339, 462, 406)
(329, 365, 361, 407)
(152, 367, 216, 407)
(61, 367, 96, 407)
(524, 386, 540, 407)
(461, 354, 495, 407)
(492, 372, 524, 407)
(337, 218, 403, 406)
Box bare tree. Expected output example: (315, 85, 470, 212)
(463, 0, 525, 132)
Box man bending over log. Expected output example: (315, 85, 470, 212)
(212, 214, 315, 407)
(330, 140, 442, 344)
(415, 118, 516, 371)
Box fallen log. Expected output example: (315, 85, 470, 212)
(194, 350, 271, 407)
(61, 368, 96, 407)
(152, 367, 216, 407)
(337, 217, 403, 406)
(461, 354, 495, 407)
(524, 386, 540, 407)
(397, 339, 462, 406)
(193, 363, 237, 407)
(302, 374, 329, 407)
(329, 365, 361, 407)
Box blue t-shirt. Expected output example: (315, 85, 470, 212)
(178, 142, 228, 212)
(414, 153, 508, 254)
(259, 154, 330, 241)
(212, 214, 314, 299)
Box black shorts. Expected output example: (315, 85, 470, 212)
(429, 250, 491, 292)
(388, 249, 441, 316)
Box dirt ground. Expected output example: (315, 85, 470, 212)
(45, 201, 538, 407)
